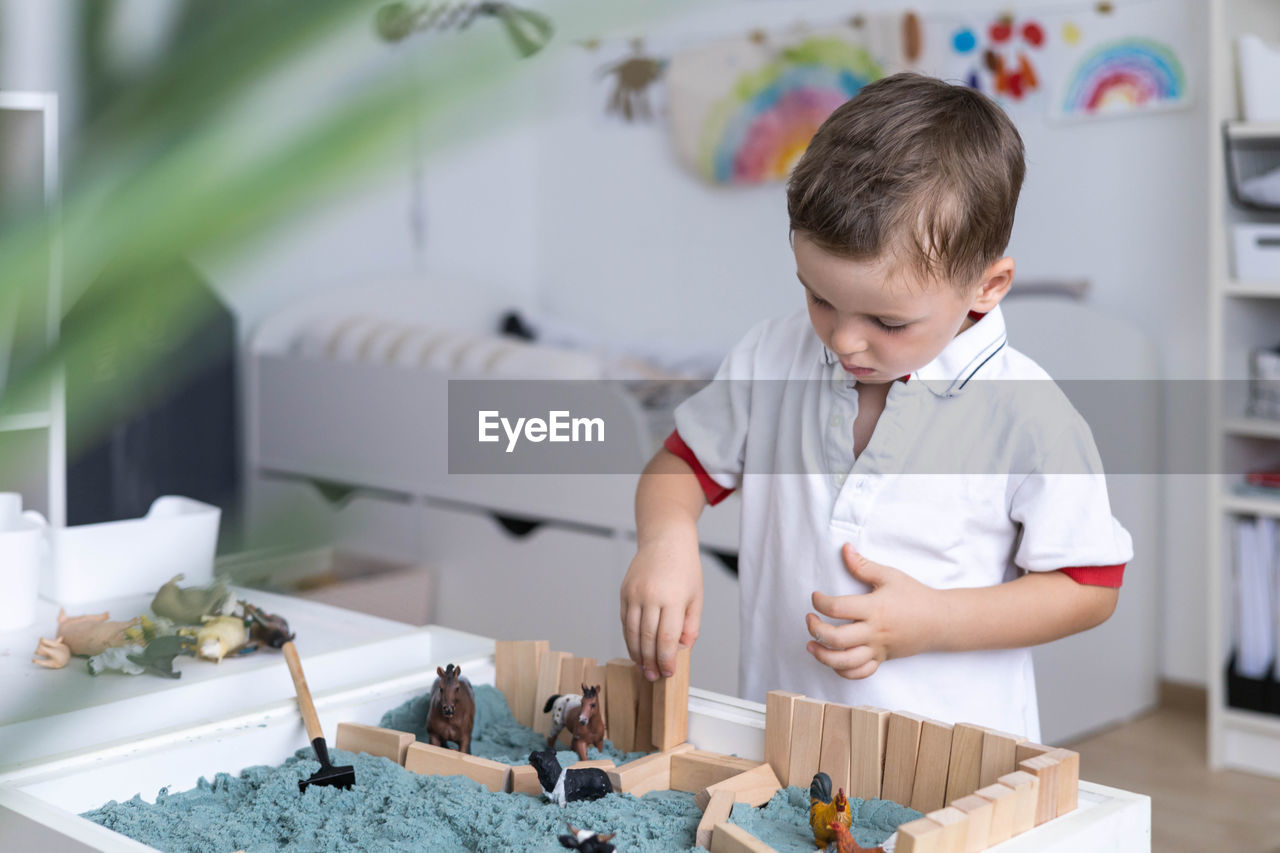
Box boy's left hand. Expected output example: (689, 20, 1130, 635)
(806, 543, 942, 679)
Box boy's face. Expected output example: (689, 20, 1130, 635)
(794, 232, 1010, 385)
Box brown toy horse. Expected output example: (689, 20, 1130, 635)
(543, 684, 605, 761)
(427, 664, 475, 753)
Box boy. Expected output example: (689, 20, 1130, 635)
(619, 74, 1131, 740)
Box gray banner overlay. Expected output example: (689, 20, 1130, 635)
(447, 379, 1266, 475)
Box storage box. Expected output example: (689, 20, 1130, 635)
(38, 496, 220, 606)
(1233, 224, 1280, 282)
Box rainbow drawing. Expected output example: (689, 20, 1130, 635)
(697, 38, 882, 184)
(1061, 38, 1186, 116)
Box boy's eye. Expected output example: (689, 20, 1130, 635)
(807, 291, 833, 309)
(875, 319, 908, 333)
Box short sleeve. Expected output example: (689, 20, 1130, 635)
(1009, 413, 1134, 575)
(670, 321, 768, 497)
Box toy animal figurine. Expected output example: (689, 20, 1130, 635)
(193, 615, 250, 662)
(528, 749, 613, 806)
(241, 601, 295, 648)
(151, 574, 230, 625)
(88, 644, 147, 676)
(558, 821, 616, 852)
(55, 610, 139, 656)
(128, 634, 196, 678)
(427, 664, 476, 753)
(810, 772, 852, 849)
(32, 636, 71, 669)
(543, 684, 605, 760)
(829, 821, 885, 853)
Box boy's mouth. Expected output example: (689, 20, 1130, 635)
(841, 362, 875, 376)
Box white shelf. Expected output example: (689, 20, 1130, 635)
(1224, 280, 1280, 298)
(1221, 706, 1280, 737)
(1221, 492, 1280, 518)
(1224, 120, 1280, 141)
(1223, 416, 1280, 439)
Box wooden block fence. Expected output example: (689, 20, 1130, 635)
(330, 645, 1085, 853)
(756, 690, 1082, 853)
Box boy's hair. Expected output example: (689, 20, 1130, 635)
(787, 73, 1025, 289)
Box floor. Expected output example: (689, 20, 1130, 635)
(1065, 698, 1280, 852)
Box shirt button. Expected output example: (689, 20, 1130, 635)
(829, 414, 841, 428)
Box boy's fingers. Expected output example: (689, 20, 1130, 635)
(638, 605, 662, 681)
(623, 604, 642, 665)
(680, 596, 702, 650)
(806, 613, 872, 649)
(811, 590, 870, 621)
(837, 659, 880, 680)
(841, 543, 887, 587)
(655, 609, 683, 678)
(806, 640, 875, 673)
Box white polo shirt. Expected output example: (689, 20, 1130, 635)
(669, 306, 1132, 740)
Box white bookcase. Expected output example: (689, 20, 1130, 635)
(0, 91, 63, 527)
(1207, 1, 1280, 778)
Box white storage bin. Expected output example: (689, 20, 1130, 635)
(39, 496, 220, 606)
(1233, 223, 1280, 282)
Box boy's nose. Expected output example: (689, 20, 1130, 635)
(830, 324, 867, 356)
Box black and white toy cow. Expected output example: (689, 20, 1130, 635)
(528, 748, 613, 806)
(557, 822, 617, 853)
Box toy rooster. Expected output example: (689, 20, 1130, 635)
(829, 821, 886, 853)
(809, 771, 853, 849)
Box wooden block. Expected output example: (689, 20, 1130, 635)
(817, 703, 853, 799)
(584, 662, 609, 738)
(1017, 754, 1061, 825)
(895, 817, 945, 853)
(606, 743, 694, 796)
(944, 723, 986, 805)
(670, 751, 761, 793)
(509, 763, 543, 796)
(1014, 741, 1054, 765)
(697, 789, 735, 849)
(605, 659, 638, 753)
(979, 728, 1025, 788)
(652, 645, 691, 751)
(571, 758, 616, 772)
(494, 640, 546, 727)
(974, 783, 1017, 844)
(709, 822, 777, 853)
(949, 794, 993, 853)
(532, 650, 569, 736)
(403, 742, 511, 793)
(910, 717, 953, 814)
(695, 761, 781, 810)
(559, 655, 594, 695)
(1044, 748, 1079, 816)
(763, 690, 801, 786)
(924, 806, 968, 853)
(997, 770, 1039, 836)
(882, 712, 925, 807)
(634, 667, 655, 752)
(334, 722, 416, 766)
(850, 705, 890, 801)
(786, 698, 825, 791)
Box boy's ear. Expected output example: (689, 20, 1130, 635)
(970, 257, 1015, 312)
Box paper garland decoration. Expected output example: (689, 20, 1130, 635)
(1060, 37, 1186, 116)
(668, 35, 883, 185)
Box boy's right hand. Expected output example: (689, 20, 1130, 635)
(620, 535, 703, 682)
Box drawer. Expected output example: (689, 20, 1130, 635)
(421, 502, 631, 662)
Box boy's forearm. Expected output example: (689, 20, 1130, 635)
(635, 448, 708, 548)
(928, 571, 1119, 653)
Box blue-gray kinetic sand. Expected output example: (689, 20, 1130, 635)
(81, 686, 921, 852)
(728, 787, 922, 852)
(379, 684, 649, 767)
(82, 748, 706, 852)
